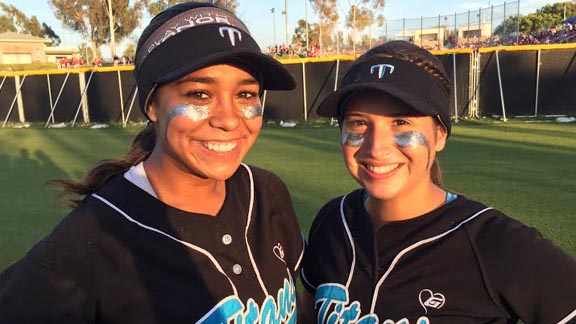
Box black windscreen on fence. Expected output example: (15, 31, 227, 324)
(0, 77, 19, 123)
(87, 70, 144, 123)
(538, 48, 576, 115)
(25, 74, 81, 123)
(263, 63, 304, 121)
(2, 46, 575, 125)
(436, 53, 470, 119)
(479, 50, 538, 117)
(305, 59, 353, 120)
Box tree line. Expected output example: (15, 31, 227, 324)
(494, 2, 576, 37)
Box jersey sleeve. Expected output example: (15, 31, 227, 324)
(470, 211, 576, 324)
(0, 202, 98, 323)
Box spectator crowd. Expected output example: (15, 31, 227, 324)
(269, 21, 576, 57)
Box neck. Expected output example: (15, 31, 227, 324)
(143, 152, 226, 216)
(365, 183, 446, 229)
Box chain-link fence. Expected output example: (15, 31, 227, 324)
(379, 1, 521, 50)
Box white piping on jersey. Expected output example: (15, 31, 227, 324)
(340, 193, 356, 289)
(91, 193, 239, 297)
(558, 308, 576, 324)
(293, 232, 305, 273)
(241, 163, 270, 297)
(367, 206, 494, 313)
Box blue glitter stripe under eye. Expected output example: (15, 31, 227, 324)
(394, 131, 428, 147)
(241, 104, 263, 119)
(342, 132, 364, 147)
(167, 103, 210, 122)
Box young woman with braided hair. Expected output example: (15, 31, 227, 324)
(0, 3, 304, 323)
(300, 41, 576, 324)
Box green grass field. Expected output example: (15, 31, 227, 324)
(1, 121, 575, 270)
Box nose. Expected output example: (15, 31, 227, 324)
(208, 98, 240, 131)
(362, 126, 396, 158)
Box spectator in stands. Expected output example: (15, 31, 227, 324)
(71, 55, 84, 68)
(59, 56, 69, 69)
(93, 57, 103, 67)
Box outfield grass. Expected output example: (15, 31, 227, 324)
(0, 121, 575, 270)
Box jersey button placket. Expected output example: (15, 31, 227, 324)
(222, 234, 232, 245)
(220, 233, 242, 275)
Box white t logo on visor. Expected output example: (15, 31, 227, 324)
(219, 26, 242, 46)
(370, 64, 395, 79)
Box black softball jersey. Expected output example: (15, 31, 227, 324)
(301, 189, 576, 324)
(0, 164, 304, 324)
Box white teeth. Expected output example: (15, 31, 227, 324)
(366, 163, 400, 174)
(202, 141, 237, 152)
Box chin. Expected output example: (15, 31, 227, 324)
(199, 163, 242, 181)
(361, 182, 404, 201)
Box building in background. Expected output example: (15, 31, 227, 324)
(0, 32, 52, 64)
(45, 46, 80, 64)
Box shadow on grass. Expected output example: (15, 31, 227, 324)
(0, 127, 139, 270)
(0, 149, 70, 269)
(1, 128, 218, 321)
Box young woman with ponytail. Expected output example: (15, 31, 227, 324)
(0, 3, 304, 323)
(299, 41, 576, 324)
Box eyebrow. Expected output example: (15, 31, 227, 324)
(344, 111, 422, 118)
(177, 76, 259, 86)
(385, 112, 420, 117)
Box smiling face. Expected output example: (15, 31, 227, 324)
(147, 63, 263, 182)
(340, 90, 447, 202)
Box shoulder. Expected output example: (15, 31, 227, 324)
(459, 196, 576, 283)
(239, 164, 293, 202)
(240, 164, 286, 188)
(0, 198, 102, 282)
(50, 198, 104, 242)
(452, 197, 542, 250)
(309, 189, 364, 240)
(460, 200, 546, 250)
(460, 199, 576, 322)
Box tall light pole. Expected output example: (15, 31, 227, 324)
(305, 0, 309, 49)
(319, 0, 323, 56)
(271, 8, 277, 47)
(283, 0, 289, 45)
(352, 5, 357, 57)
(107, 0, 116, 59)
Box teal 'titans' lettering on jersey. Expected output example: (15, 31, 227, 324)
(315, 283, 430, 324)
(199, 275, 297, 324)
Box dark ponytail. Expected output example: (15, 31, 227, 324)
(50, 124, 156, 205)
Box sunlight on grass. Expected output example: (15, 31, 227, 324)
(0, 122, 575, 269)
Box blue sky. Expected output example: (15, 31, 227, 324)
(2, 0, 563, 58)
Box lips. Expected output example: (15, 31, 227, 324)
(365, 163, 401, 175)
(200, 140, 238, 153)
